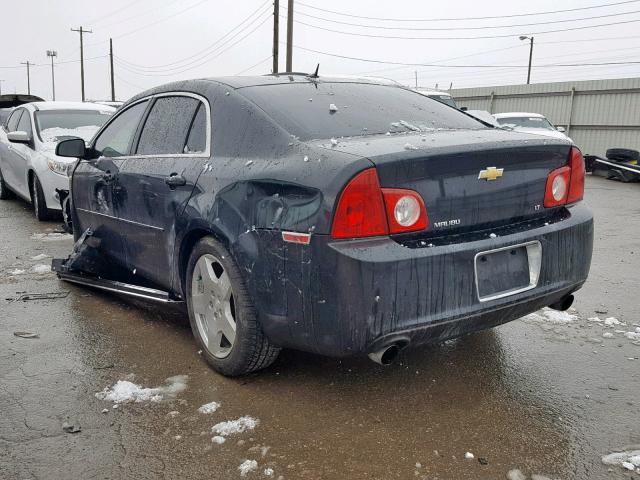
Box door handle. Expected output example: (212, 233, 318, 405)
(165, 173, 187, 189)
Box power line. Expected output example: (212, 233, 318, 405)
(115, 1, 271, 71)
(290, 43, 640, 68)
(295, 0, 640, 22)
(114, 14, 272, 77)
(289, 15, 640, 40)
(235, 55, 272, 75)
(84, 0, 210, 48)
(292, 7, 640, 31)
(83, 0, 146, 26)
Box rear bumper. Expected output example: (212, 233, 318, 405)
(246, 204, 593, 357)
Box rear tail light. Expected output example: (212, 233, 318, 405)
(331, 169, 388, 239)
(544, 146, 585, 208)
(381, 189, 428, 234)
(331, 168, 428, 239)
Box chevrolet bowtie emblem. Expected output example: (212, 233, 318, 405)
(478, 166, 504, 181)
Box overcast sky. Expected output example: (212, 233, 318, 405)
(2, 0, 640, 101)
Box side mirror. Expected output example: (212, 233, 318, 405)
(56, 137, 87, 158)
(7, 131, 31, 144)
(556, 126, 566, 132)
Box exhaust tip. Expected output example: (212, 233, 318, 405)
(368, 344, 401, 365)
(548, 294, 574, 312)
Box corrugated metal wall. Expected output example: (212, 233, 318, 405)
(450, 77, 640, 156)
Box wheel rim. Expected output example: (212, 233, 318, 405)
(191, 254, 236, 359)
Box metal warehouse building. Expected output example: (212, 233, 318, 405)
(450, 77, 640, 157)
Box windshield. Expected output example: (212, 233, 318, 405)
(496, 116, 555, 130)
(35, 109, 113, 143)
(427, 94, 458, 109)
(241, 82, 483, 140)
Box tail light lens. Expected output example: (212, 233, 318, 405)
(331, 169, 388, 239)
(567, 146, 585, 203)
(544, 146, 585, 208)
(381, 189, 428, 234)
(331, 168, 428, 239)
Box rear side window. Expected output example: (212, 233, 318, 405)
(7, 109, 23, 132)
(94, 101, 148, 157)
(136, 96, 200, 155)
(241, 82, 483, 140)
(185, 103, 207, 154)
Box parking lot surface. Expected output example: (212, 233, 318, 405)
(1, 175, 638, 480)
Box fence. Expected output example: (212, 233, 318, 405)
(450, 77, 640, 157)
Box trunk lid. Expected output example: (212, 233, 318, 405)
(321, 129, 572, 235)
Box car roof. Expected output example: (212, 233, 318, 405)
(493, 112, 545, 119)
(23, 101, 116, 112)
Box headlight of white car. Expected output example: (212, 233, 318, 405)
(47, 158, 73, 176)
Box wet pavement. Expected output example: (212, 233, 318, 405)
(1, 174, 639, 480)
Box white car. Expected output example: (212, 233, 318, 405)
(493, 112, 573, 143)
(0, 102, 114, 220)
(414, 89, 458, 109)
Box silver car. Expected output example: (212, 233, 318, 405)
(0, 102, 114, 220)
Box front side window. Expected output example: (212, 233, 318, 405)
(94, 101, 148, 157)
(7, 109, 23, 132)
(136, 96, 200, 155)
(16, 109, 32, 136)
(36, 110, 113, 143)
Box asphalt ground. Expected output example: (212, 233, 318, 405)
(1, 174, 638, 480)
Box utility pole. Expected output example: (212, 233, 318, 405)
(519, 35, 534, 84)
(20, 61, 32, 95)
(109, 38, 116, 101)
(272, 0, 279, 73)
(46, 50, 57, 101)
(71, 26, 93, 101)
(286, 0, 293, 72)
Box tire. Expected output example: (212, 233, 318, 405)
(0, 165, 14, 200)
(185, 236, 280, 376)
(606, 148, 639, 163)
(30, 174, 54, 221)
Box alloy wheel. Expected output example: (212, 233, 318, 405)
(191, 254, 237, 358)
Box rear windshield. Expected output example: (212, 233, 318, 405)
(241, 82, 483, 140)
(35, 109, 113, 142)
(427, 94, 458, 109)
(496, 116, 555, 130)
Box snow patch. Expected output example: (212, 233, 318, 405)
(523, 307, 578, 324)
(404, 143, 419, 150)
(198, 401, 220, 414)
(602, 332, 614, 339)
(264, 467, 274, 476)
(464, 452, 474, 459)
(507, 469, 526, 480)
(30, 264, 51, 274)
(95, 375, 188, 404)
(31, 232, 73, 241)
(30, 254, 51, 261)
(238, 459, 258, 476)
(330, 138, 338, 146)
(602, 448, 640, 472)
(9, 269, 26, 275)
(329, 103, 338, 112)
(212, 435, 226, 444)
(211, 416, 259, 437)
(624, 331, 640, 340)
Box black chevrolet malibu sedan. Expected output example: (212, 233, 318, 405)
(54, 75, 593, 376)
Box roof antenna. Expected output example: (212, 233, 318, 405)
(309, 63, 320, 78)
